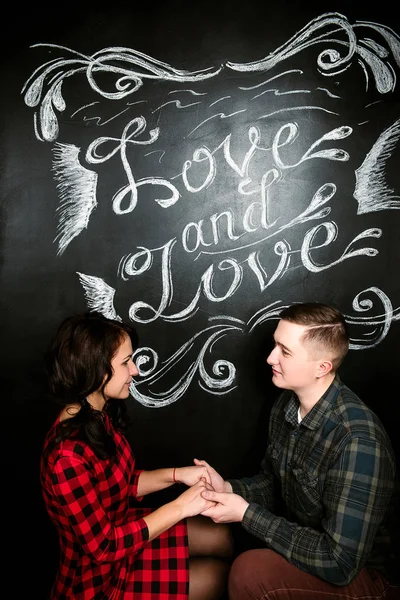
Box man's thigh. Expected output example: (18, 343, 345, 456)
(228, 548, 400, 600)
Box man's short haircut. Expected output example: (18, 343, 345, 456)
(279, 302, 349, 371)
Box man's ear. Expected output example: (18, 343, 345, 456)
(316, 359, 333, 378)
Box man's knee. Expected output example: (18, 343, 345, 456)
(229, 549, 268, 598)
(228, 548, 288, 599)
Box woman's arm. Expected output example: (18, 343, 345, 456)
(49, 457, 215, 562)
(143, 480, 215, 541)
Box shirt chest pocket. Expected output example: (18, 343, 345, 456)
(290, 468, 322, 518)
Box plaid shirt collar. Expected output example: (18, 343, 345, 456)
(284, 374, 342, 430)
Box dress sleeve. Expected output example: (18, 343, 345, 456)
(130, 468, 145, 502)
(50, 455, 149, 564)
(241, 436, 395, 586)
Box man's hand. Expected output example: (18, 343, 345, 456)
(200, 490, 249, 523)
(193, 458, 232, 492)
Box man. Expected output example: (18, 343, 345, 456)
(196, 302, 400, 599)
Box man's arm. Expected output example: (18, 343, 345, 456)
(203, 437, 396, 586)
(227, 392, 285, 511)
(194, 456, 278, 511)
(228, 452, 278, 511)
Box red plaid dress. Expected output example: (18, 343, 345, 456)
(40, 412, 189, 599)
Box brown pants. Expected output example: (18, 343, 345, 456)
(228, 549, 400, 600)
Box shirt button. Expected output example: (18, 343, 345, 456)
(287, 461, 292, 468)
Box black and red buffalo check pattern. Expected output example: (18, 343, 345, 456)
(41, 412, 189, 599)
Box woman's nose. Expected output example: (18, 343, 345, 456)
(130, 361, 139, 376)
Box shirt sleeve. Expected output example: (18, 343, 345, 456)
(240, 436, 395, 586)
(228, 453, 278, 510)
(50, 455, 149, 564)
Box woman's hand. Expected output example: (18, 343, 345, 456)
(174, 479, 216, 518)
(193, 458, 231, 493)
(174, 465, 212, 487)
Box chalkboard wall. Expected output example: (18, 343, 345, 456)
(2, 1, 400, 595)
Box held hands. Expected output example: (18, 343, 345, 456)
(193, 458, 231, 492)
(174, 479, 217, 518)
(200, 490, 249, 524)
(174, 465, 212, 487)
(192, 459, 248, 523)
(173, 459, 248, 522)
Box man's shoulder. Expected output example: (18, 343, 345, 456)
(334, 380, 392, 444)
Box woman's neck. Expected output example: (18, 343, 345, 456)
(86, 391, 106, 412)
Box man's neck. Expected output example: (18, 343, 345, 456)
(296, 373, 335, 419)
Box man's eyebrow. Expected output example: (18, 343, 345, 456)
(273, 337, 292, 354)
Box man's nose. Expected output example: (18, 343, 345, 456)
(267, 347, 278, 364)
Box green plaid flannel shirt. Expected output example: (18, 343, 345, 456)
(229, 375, 398, 586)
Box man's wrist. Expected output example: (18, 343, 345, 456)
(223, 480, 233, 493)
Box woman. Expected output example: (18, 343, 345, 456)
(41, 311, 232, 599)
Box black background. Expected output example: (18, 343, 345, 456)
(1, 1, 400, 596)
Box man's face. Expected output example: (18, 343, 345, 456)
(266, 319, 320, 393)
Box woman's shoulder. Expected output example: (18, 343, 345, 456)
(44, 425, 95, 467)
(43, 404, 88, 460)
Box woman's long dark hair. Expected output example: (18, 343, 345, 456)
(44, 311, 139, 460)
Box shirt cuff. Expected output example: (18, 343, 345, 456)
(241, 502, 275, 539)
(228, 478, 247, 496)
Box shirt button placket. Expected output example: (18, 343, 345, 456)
(285, 427, 299, 501)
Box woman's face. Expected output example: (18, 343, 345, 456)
(103, 335, 139, 401)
